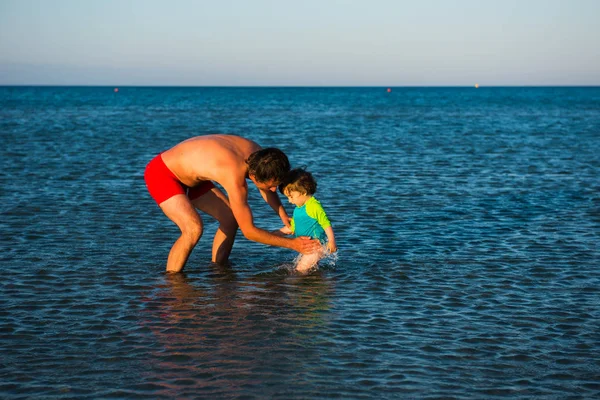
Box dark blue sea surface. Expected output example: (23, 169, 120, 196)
(1, 86, 599, 399)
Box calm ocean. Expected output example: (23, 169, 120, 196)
(1, 86, 599, 399)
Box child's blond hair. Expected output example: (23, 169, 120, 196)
(278, 168, 317, 196)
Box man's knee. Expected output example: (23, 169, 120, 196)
(182, 220, 203, 244)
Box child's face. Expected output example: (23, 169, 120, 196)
(284, 189, 310, 207)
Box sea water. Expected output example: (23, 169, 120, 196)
(1, 86, 599, 399)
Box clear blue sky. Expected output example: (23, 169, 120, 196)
(1, 0, 598, 86)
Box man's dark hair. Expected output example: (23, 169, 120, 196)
(246, 148, 291, 183)
(278, 168, 317, 195)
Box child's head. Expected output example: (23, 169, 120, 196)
(279, 168, 317, 197)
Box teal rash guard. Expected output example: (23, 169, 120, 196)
(290, 196, 331, 243)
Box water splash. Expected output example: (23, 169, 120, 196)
(285, 249, 339, 275)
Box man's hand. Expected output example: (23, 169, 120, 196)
(293, 237, 322, 254)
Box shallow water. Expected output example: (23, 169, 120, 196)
(1, 86, 599, 399)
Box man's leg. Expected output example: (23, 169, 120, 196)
(191, 187, 238, 264)
(159, 194, 203, 273)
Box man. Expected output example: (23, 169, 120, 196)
(144, 134, 321, 272)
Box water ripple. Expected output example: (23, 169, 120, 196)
(1, 86, 599, 399)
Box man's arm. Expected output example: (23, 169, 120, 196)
(228, 183, 318, 253)
(271, 227, 291, 237)
(258, 188, 291, 228)
(271, 224, 293, 237)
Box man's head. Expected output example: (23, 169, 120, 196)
(246, 148, 291, 191)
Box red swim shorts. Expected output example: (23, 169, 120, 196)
(144, 153, 215, 205)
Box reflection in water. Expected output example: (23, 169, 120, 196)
(138, 265, 335, 397)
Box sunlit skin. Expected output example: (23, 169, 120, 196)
(253, 179, 280, 193)
(154, 135, 321, 273)
(283, 189, 311, 208)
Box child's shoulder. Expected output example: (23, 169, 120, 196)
(307, 196, 322, 205)
(306, 196, 326, 210)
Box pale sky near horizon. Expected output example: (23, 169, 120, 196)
(0, 0, 598, 86)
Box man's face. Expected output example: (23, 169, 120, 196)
(253, 178, 280, 192)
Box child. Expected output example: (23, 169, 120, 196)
(275, 168, 337, 274)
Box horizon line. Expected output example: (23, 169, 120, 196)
(1, 84, 599, 88)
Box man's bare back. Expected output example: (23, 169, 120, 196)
(161, 135, 258, 188)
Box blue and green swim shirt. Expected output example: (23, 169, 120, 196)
(290, 196, 331, 242)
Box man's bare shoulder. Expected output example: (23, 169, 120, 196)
(178, 135, 259, 157)
(163, 134, 261, 187)
(183, 134, 257, 146)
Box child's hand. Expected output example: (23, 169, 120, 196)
(327, 243, 337, 253)
(280, 226, 293, 235)
(280, 214, 292, 229)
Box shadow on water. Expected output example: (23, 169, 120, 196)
(134, 263, 336, 398)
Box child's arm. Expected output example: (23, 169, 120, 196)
(325, 226, 337, 252)
(307, 198, 336, 252)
